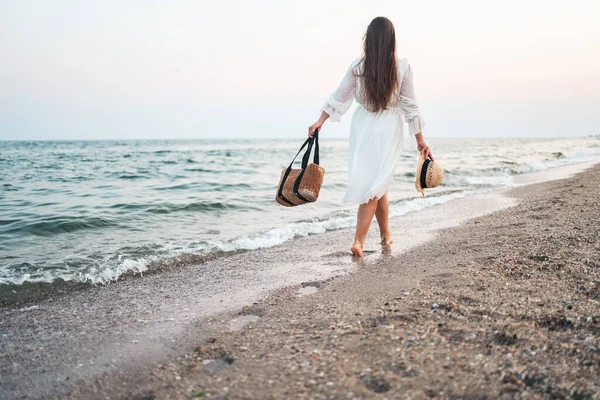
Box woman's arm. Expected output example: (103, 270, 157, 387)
(308, 60, 358, 137)
(400, 64, 433, 161)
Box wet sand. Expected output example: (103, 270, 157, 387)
(1, 163, 599, 399)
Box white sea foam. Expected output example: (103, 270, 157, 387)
(210, 190, 473, 253)
(0, 258, 152, 286)
(19, 305, 39, 311)
(82, 258, 151, 284)
(462, 176, 514, 187)
(521, 151, 598, 173)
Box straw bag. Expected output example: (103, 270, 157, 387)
(276, 131, 325, 207)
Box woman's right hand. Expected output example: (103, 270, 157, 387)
(308, 111, 330, 137)
(308, 120, 323, 138)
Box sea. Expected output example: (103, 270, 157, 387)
(1, 136, 599, 286)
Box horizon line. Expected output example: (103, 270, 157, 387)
(1, 134, 599, 142)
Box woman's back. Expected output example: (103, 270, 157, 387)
(352, 57, 410, 110)
(322, 56, 423, 135)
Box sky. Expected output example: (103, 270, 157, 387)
(1, 0, 599, 140)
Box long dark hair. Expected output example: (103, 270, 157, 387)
(358, 17, 398, 113)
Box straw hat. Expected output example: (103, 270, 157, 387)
(415, 151, 444, 196)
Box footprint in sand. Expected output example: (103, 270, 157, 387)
(297, 285, 319, 296)
(229, 315, 260, 332)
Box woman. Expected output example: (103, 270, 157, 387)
(308, 16, 433, 257)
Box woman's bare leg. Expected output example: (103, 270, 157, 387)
(351, 198, 378, 257)
(375, 193, 392, 244)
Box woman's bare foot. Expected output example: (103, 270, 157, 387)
(381, 236, 393, 245)
(350, 240, 364, 257)
(381, 242, 392, 256)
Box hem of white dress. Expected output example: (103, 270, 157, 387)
(342, 185, 389, 205)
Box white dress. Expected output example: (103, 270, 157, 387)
(322, 58, 425, 204)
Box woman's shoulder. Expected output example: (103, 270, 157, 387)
(397, 57, 409, 69)
(348, 58, 362, 74)
(396, 57, 410, 77)
(350, 57, 362, 68)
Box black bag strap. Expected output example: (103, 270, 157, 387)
(313, 130, 319, 165)
(301, 130, 320, 168)
(287, 136, 312, 170)
(293, 130, 321, 203)
(277, 163, 295, 205)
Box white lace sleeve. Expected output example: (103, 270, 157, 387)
(400, 64, 425, 136)
(321, 60, 358, 122)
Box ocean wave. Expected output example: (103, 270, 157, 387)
(184, 167, 219, 173)
(0, 251, 220, 285)
(498, 161, 518, 165)
(117, 174, 146, 180)
(1, 216, 120, 237)
(0, 219, 21, 227)
(0, 191, 472, 285)
(460, 176, 514, 187)
(109, 201, 254, 214)
(2, 184, 22, 192)
(322, 182, 348, 190)
(47, 176, 91, 183)
(444, 150, 600, 179)
(153, 182, 253, 191)
(152, 183, 199, 191)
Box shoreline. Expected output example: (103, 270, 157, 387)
(1, 159, 597, 309)
(1, 162, 599, 399)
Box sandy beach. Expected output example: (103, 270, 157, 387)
(3, 2, 600, 399)
(1, 163, 599, 399)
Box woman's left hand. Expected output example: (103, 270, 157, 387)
(417, 141, 434, 161)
